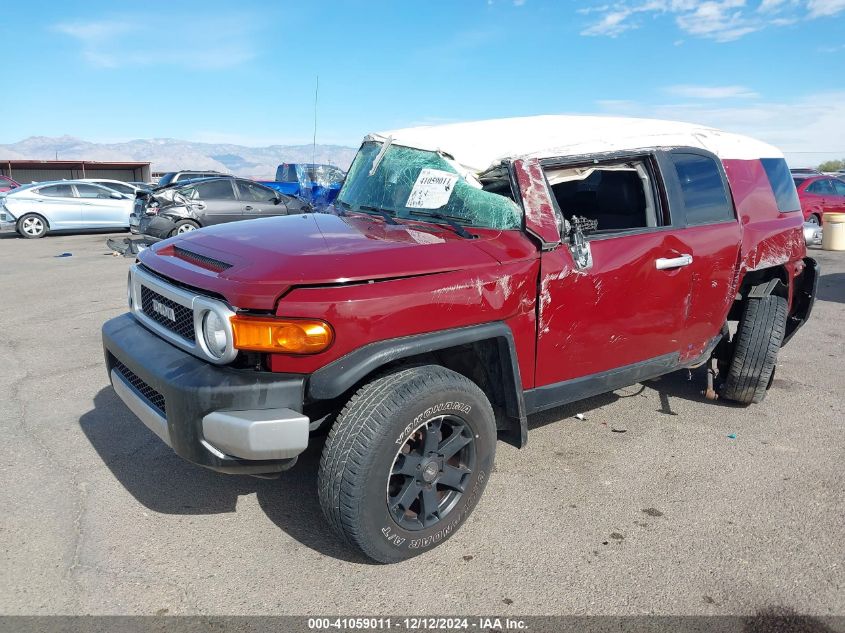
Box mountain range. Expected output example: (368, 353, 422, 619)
(0, 136, 359, 180)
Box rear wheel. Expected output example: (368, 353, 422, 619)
(318, 365, 496, 563)
(170, 220, 199, 236)
(721, 293, 787, 405)
(17, 213, 48, 239)
(807, 214, 821, 227)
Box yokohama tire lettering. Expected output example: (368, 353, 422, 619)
(395, 401, 473, 444)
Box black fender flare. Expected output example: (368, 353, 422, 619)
(782, 257, 819, 346)
(307, 322, 529, 447)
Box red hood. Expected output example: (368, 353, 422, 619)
(138, 213, 505, 310)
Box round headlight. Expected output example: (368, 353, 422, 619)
(202, 310, 229, 359)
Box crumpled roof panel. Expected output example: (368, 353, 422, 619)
(369, 115, 783, 175)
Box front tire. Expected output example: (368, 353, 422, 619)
(721, 293, 787, 405)
(318, 366, 496, 563)
(17, 213, 48, 239)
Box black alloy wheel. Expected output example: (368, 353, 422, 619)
(387, 415, 476, 531)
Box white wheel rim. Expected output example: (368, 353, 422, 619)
(808, 216, 819, 226)
(177, 224, 196, 234)
(22, 217, 44, 235)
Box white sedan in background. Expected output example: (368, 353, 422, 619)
(78, 178, 149, 196)
(0, 181, 134, 238)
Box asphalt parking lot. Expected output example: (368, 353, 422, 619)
(0, 230, 842, 617)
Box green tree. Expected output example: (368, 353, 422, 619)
(818, 159, 845, 172)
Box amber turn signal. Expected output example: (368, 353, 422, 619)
(230, 316, 333, 354)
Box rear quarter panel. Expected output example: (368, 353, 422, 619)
(722, 158, 807, 306)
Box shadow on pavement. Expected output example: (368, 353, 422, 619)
(80, 387, 373, 564)
(816, 272, 845, 305)
(0, 228, 129, 240)
(744, 606, 838, 633)
(641, 365, 746, 411)
(527, 365, 741, 430)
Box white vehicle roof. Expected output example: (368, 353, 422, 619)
(80, 178, 137, 184)
(369, 115, 783, 175)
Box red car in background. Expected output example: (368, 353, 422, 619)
(793, 174, 845, 226)
(0, 175, 20, 192)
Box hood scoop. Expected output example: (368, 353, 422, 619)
(172, 245, 233, 272)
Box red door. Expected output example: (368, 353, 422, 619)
(535, 233, 690, 387)
(673, 222, 741, 362)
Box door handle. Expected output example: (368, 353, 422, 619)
(655, 254, 693, 270)
(244, 205, 253, 211)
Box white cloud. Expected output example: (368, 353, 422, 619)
(758, 0, 788, 11)
(675, 1, 762, 42)
(665, 84, 759, 98)
(581, 10, 639, 36)
(807, 0, 845, 15)
(580, 0, 842, 42)
(593, 91, 845, 167)
(53, 15, 258, 70)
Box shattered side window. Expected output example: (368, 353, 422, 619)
(337, 142, 521, 230)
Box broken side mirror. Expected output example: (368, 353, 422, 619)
(567, 216, 596, 270)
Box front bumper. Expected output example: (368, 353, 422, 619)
(102, 313, 309, 474)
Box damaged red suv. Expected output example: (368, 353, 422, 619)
(102, 116, 817, 562)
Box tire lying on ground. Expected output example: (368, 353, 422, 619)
(318, 365, 496, 563)
(721, 293, 788, 405)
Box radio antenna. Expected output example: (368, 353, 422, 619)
(312, 75, 319, 168)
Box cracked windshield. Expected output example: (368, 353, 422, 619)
(336, 141, 522, 230)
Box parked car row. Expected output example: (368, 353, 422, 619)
(130, 176, 311, 239)
(0, 157, 348, 239)
(0, 170, 328, 239)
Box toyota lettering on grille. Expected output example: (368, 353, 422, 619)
(151, 299, 176, 322)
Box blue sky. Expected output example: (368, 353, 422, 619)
(1, 0, 844, 165)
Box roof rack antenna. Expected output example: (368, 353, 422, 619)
(312, 75, 319, 169)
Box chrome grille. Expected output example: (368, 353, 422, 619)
(129, 264, 237, 365)
(140, 285, 195, 341)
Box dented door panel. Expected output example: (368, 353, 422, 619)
(534, 232, 689, 387)
(673, 222, 740, 362)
